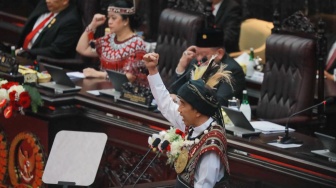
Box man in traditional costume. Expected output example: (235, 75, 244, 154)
(143, 51, 231, 187)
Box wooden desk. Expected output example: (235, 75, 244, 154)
(0, 77, 335, 188)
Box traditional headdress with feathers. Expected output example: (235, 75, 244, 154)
(178, 55, 233, 126)
(191, 55, 233, 89)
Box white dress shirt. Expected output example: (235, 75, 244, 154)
(327, 41, 336, 64)
(148, 73, 225, 188)
(326, 41, 336, 81)
(212, 0, 223, 16)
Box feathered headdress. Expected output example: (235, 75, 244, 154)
(178, 55, 233, 126)
(191, 55, 233, 89)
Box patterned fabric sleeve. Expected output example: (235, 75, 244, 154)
(123, 37, 148, 86)
(94, 35, 105, 57)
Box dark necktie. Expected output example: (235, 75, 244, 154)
(23, 13, 54, 49)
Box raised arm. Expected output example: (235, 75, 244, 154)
(76, 14, 106, 57)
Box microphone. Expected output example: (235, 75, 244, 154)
(121, 138, 161, 187)
(132, 140, 170, 187)
(279, 97, 334, 144)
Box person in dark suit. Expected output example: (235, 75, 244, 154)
(171, 28, 246, 106)
(324, 33, 336, 81)
(16, 0, 82, 60)
(213, 0, 242, 53)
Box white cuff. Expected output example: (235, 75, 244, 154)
(175, 68, 185, 76)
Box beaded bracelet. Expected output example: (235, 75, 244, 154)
(86, 25, 96, 51)
(85, 25, 96, 33)
(86, 26, 95, 40)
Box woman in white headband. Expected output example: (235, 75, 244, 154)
(76, 0, 148, 86)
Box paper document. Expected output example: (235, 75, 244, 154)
(86, 90, 100, 96)
(268, 142, 302, 148)
(251, 121, 295, 134)
(248, 71, 264, 83)
(67, 72, 85, 78)
(234, 52, 249, 65)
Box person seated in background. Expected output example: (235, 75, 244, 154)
(171, 28, 246, 106)
(212, 0, 242, 53)
(324, 33, 336, 81)
(76, 0, 148, 86)
(16, 0, 82, 60)
(143, 52, 230, 187)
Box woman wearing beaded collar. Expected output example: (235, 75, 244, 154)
(76, 0, 148, 86)
(143, 52, 231, 187)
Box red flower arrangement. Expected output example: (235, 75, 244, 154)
(0, 80, 43, 118)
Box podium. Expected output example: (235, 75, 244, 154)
(42, 130, 107, 187)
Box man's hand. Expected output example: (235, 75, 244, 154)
(16, 49, 35, 60)
(324, 70, 334, 81)
(143, 53, 159, 75)
(176, 45, 196, 74)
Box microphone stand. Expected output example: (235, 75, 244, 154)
(131, 151, 161, 188)
(132, 141, 169, 187)
(279, 100, 328, 144)
(121, 138, 161, 187)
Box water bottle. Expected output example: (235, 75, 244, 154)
(246, 48, 255, 77)
(11, 46, 16, 57)
(240, 90, 251, 121)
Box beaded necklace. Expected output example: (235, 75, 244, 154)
(175, 121, 218, 173)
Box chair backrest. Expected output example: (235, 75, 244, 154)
(256, 11, 325, 125)
(155, 8, 205, 87)
(238, 18, 273, 61)
(256, 34, 316, 120)
(75, 0, 100, 27)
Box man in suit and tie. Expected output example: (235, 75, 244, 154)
(16, 0, 82, 60)
(212, 0, 242, 53)
(324, 33, 336, 81)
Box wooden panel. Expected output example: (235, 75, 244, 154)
(0, 114, 48, 187)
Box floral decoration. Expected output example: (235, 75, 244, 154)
(148, 127, 204, 166)
(0, 80, 43, 118)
